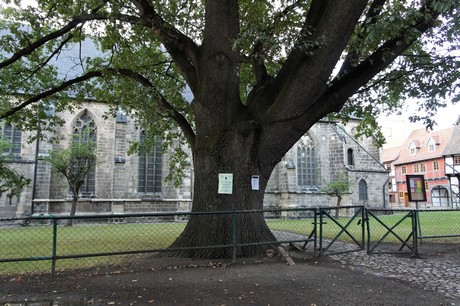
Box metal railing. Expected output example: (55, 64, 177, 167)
(1, 206, 459, 275)
(0, 208, 319, 275)
(366, 208, 460, 256)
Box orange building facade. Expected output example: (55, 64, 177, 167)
(392, 127, 455, 208)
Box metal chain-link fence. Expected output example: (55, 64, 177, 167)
(1, 207, 459, 275)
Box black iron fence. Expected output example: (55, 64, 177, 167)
(0, 206, 459, 275)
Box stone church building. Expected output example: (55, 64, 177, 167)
(1, 102, 389, 217)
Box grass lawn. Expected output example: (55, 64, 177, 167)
(0, 210, 458, 274)
(267, 210, 460, 243)
(0, 222, 186, 274)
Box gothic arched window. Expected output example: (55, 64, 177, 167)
(297, 136, 316, 191)
(1, 122, 22, 155)
(72, 111, 97, 196)
(359, 179, 368, 201)
(138, 132, 163, 193)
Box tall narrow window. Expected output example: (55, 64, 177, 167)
(72, 111, 97, 196)
(347, 148, 354, 166)
(116, 108, 128, 123)
(138, 131, 162, 193)
(297, 137, 316, 191)
(359, 179, 368, 201)
(1, 122, 22, 155)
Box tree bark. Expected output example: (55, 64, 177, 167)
(170, 1, 371, 258)
(67, 181, 82, 226)
(335, 195, 343, 219)
(67, 193, 78, 227)
(171, 126, 278, 258)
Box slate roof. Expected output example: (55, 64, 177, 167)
(1, 24, 195, 102)
(442, 125, 460, 156)
(0, 26, 104, 80)
(394, 127, 455, 165)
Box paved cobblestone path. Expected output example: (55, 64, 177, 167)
(332, 251, 460, 300)
(320, 241, 460, 303)
(276, 230, 460, 303)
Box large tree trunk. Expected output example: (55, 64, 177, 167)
(171, 128, 277, 259)
(171, 0, 367, 259)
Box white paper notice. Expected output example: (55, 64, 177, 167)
(218, 173, 233, 194)
(251, 175, 260, 190)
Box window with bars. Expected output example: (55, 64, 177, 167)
(138, 132, 162, 193)
(433, 161, 439, 170)
(72, 111, 97, 197)
(297, 141, 316, 191)
(359, 179, 368, 201)
(1, 122, 22, 155)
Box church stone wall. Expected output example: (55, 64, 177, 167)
(1, 104, 388, 217)
(265, 121, 388, 210)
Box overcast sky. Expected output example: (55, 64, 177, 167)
(379, 101, 459, 131)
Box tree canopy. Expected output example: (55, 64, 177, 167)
(0, 139, 30, 204)
(44, 137, 97, 225)
(1, 0, 459, 258)
(0, 0, 458, 143)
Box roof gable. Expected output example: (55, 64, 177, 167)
(394, 127, 455, 165)
(442, 125, 460, 156)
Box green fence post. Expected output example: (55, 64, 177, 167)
(232, 213, 237, 263)
(51, 217, 58, 276)
(413, 210, 419, 257)
(416, 208, 422, 245)
(365, 209, 371, 254)
(313, 209, 318, 258)
(360, 207, 365, 251)
(319, 208, 323, 256)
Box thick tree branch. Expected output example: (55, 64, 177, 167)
(256, 1, 444, 169)
(1, 66, 196, 146)
(250, 42, 270, 89)
(338, 0, 388, 77)
(267, 6, 442, 135)
(0, 71, 103, 119)
(23, 33, 75, 82)
(115, 68, 196, 147)
(0, 13, 106, 69)
(130, 0, 199, 92)
(247, 0, 304, 90)
(254, 1, 368, 123)
(248, 0, 342, 117)
(320, 0, 442, 114)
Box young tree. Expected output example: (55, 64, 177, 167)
(1, 1, 459, 257)
(322, 172, 350, 218)
(0, 140, 30, 204)
(44, 138, 96, 226)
